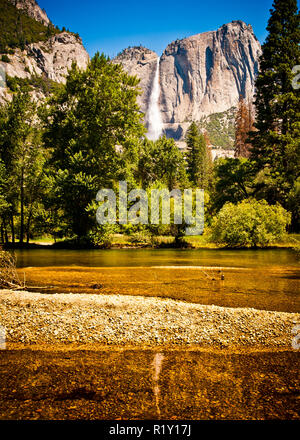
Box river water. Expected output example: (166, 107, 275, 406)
(2, 248, 298, 420)
(15, 248, 300, 313)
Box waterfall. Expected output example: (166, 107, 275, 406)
(147, 57, 163, 140)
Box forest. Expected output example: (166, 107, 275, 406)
(0, 0, 299, 248)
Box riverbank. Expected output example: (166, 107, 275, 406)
(2, 232, 300, 250)
(1, 290, 299, 348)
(1, 290, 299, 420)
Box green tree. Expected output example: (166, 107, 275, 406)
(211, 199, 291, 247)
(0, 88, 46, 244)
(137, 136, 188, 189)
(185, 122, 212, 188)
(0, 160, 10, 243)
(211, 158, 257, 212)
(250, 0, 300, 229)
(44, 53, 145, 239)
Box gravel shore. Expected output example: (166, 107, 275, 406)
(0, 290, 299, 348)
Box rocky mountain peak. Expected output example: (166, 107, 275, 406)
(7, 0, 50, 25)
(158, 21, 261, 139)
(114, 22, 261, 141)
(116, 46, 157, 63)
(114, 47, 158, 114)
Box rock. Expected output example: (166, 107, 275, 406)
(115, 21, 261, 140)
(7, 0, 50, 26)
(114, 46, 158, 116)
(0, 32, 89, 103)
(3, 32, 89, 84)
(91, 283, 103, 290)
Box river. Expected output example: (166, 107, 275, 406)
(15, 248, 300, 313)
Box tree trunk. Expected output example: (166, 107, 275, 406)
(10, 214, 15, 244)
(3, 219, 8, 244)
(0, 224, 4, 244)
(20, 167, 24, 244)
(26, 209, 32, 244)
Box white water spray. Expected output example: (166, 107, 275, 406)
(147, 57, 163, 140)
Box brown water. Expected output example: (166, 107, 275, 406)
(2, 249, 299, 420)
(0, 348, 299, 420)
(15, 248, 300, 313)
(14, 247, 300, 269)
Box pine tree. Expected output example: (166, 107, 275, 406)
(250, 0, 300, 227)
(185, 122, 212, 189)
(235, 95, 254, 158)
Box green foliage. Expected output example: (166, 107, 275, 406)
(198, 107, 236, 149)
(0, 0, 60, 53)
(0, 88, 48, 244)
(128, 229, 152, 245)
(88, 225, 118, 248)
(137, 136, 188, 189)
(211, 199, 291, 247)
(6, 74, 62, 95)
(250, 0, 300, 229)
(0, 160, 10, 216)
(1, 54, 10, 63)
(43, 53, 145, 238)
(211, 158, 257, 211)
(185, 122, 213, 189)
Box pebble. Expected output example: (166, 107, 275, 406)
(0, 290, 299, 348)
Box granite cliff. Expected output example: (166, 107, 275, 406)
(0, 0, 89, 102)
(7, 0, 50, 25)
(3, 32, 89, 83)
(115, 21, 261, 141)
(1, 2, 261, 146)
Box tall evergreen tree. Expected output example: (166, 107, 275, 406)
(250, 0, 300, 227)
(185, 122, 212, 188)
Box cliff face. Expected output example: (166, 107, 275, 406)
(7, 0, 50, 25)
(115, 21, 261, 140)
(1, 0, 90, 104)
(114, 46, 158, 114)
(3, 32, 89, 83)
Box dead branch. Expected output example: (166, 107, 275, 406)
(0, 250, 23, 289)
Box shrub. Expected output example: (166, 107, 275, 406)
(128, 230, 152, 245)
(1, 54, 9, 63)
(88, 225, 119, 249)
(211, 199, 291, 247)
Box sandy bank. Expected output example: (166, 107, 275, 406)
(0, 290, 299, 348)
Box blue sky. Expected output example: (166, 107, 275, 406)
(37, 0, 276, 58)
